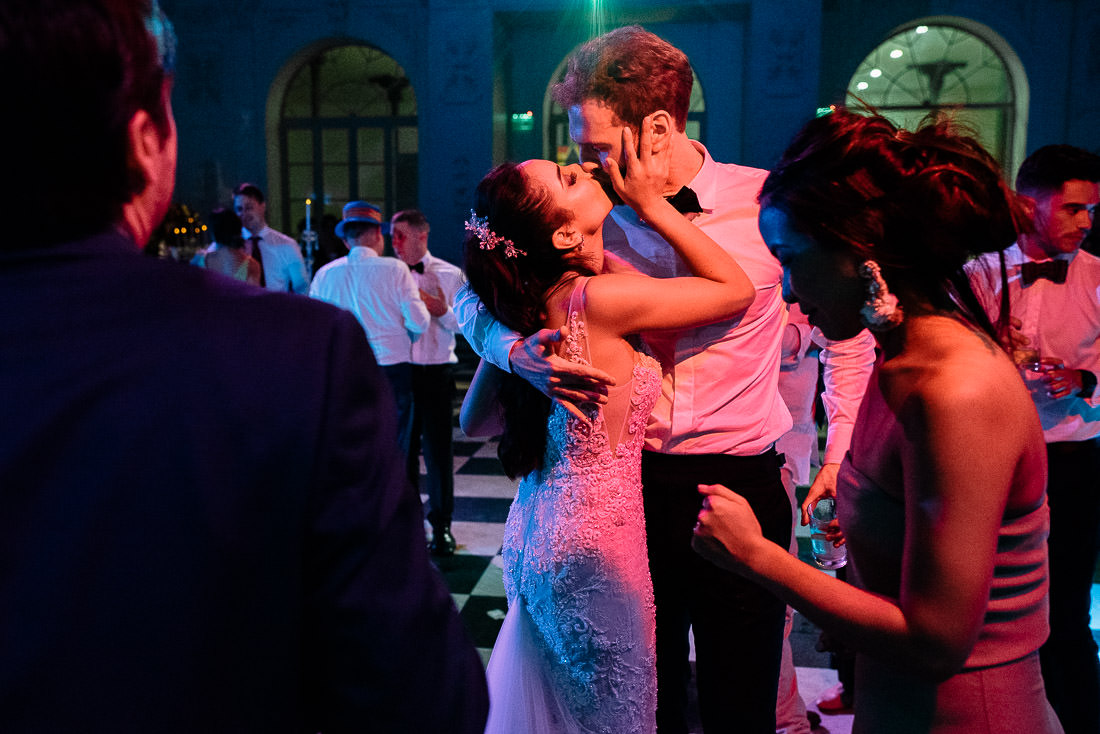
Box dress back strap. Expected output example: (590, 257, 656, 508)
(560, 276, 592, 368)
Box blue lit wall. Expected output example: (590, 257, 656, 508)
(162, 0, 1100, 264)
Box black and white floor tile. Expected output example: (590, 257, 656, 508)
(427, 346, 1100, 733)
(419, 429, 857, 734)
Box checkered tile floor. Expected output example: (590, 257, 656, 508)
(431, 344, 1100, 732)
(423, 421, 1100, 734)
(417, 428, 855, 733)
(425, 430, 845, 659)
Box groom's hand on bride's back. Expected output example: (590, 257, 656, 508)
(509, 325, 615, 420)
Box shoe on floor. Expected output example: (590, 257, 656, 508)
(429, 526, 456, 556)
(815, 682, 853, 714)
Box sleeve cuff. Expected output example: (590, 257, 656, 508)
(1078, 369, 1097, 399)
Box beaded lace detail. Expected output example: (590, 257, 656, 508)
(502, 278, 660, 733)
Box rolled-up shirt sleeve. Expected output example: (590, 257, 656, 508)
(814, 327, 876, 465)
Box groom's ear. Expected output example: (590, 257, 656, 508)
(551, 224, 583, 252)
(649, 110, 674, 152)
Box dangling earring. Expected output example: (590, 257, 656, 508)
(859, 260, 903, 331)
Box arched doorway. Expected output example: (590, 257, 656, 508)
(846, 17, 1028, 174)
(543, 61, 707, 164)
(273, 43, 417, 237)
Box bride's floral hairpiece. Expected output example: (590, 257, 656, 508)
(465, 210, 526, 258)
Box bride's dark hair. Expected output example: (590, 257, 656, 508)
(464, 162, 598, 479)
(759, 108, 1025, 346)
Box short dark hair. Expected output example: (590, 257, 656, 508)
(552, 26, 693, 132)
(1015, 144, 1100, 198)
(341, 221, 379, 241)
(210, 207, 244, 249)
(391, 209, 430, 231)
(233, 183, 266, 204)
(0, 0, 176, 248)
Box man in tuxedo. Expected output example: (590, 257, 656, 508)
(391, 209, 466, 556)
(0, 2, 488, 731)
(969, 144, 1100, 734)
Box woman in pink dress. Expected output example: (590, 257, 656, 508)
(693, 109, 1063, 734)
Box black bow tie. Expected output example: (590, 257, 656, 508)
(1021, 259, 1067, 285)
(408, 261, 425, 274)
(666, 186, 703, 215)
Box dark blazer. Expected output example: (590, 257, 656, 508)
(0, 231, 488, 732)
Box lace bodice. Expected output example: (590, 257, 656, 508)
(501, 278, 661, 734)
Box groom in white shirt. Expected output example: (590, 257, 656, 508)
(456, 26, 874, 733)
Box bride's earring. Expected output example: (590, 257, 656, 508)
(859, 260, 903, 331)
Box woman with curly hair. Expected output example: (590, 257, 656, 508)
(693, 108, 1062, 733)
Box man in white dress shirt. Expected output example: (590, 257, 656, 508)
(233, 182, 310, 293)
(455, 26, 875, 733)
(391, 209, 466, 556)
(310, 201, 430, 460)
(968, 144, 1100, 734)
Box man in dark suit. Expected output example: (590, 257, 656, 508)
(0, 2, 488, 731)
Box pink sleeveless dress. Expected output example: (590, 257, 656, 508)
(839, 454, 1063, 734)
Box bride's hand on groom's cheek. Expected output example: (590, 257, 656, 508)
(606, 116, 668, 210)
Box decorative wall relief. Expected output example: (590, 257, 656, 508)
(764, 27, 805, 98)
(443, 38, 480, 106)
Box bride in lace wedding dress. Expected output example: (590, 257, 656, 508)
(460, 118, 754, 733)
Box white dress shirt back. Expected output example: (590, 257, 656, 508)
(310, 247, 430, 366)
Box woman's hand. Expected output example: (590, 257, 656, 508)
(604, 115, 670, 216)
(691, 483, 768, 574)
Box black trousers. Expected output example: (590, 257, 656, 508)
(1040, 437, 1100, 734)
(380, 363, 414, 461)
(642, 449, 791, 734)
(406, 363, 456, 528)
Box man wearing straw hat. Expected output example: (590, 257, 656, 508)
(310, 200, 431, 458)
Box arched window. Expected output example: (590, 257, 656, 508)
(275, 44, 417, 234)
(543, 62, 707, 164)
(846, 18, 1028, 174)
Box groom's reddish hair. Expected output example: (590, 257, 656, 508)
(552, 26, 692, 132)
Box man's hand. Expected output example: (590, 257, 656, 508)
(509, 325, 615, 421)
(1007, 316, 1037, 363)
(1040, 365, 1084, 399)
(419, 288, 448, 317)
